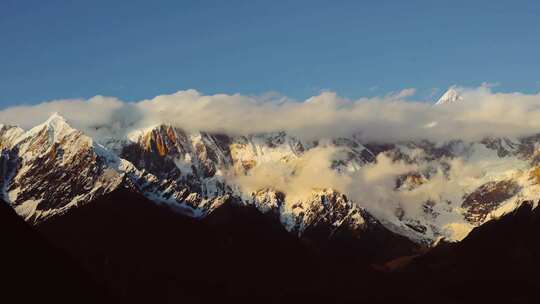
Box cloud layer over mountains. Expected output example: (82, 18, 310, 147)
(2, 86, 540, 143)
(2, 86, 540, 241)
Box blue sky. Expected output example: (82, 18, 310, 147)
(1, 0, 539, 107)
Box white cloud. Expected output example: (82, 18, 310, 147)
(392, 88, 417, 99)
(480, 81, 501, 88)
(232, 147, 349, 201)
(2, 85, 540, 144)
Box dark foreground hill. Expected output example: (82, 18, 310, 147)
(401, 200, 540, 303)
(4, 190, 540, 303)
(0, 198, 106, 303)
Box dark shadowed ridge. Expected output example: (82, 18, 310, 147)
(0, 199, 106, 303)
(400, 200, 540, 303)
(8, 186, 540, 304)
(34, 186, 421, 303)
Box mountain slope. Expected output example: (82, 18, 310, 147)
(396, 200, 540, 303)
(35, 187, 540, 303)
(36, 188, 419, 303)
(0, 199, 106, 303)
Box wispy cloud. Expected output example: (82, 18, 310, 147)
(480, 81, 501, 88)
(428, 88, 440, 99)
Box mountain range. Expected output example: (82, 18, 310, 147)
(2, 87, 540, 303)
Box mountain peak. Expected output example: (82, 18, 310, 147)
(38, 112, 75, 139)
(435, 86, 464, 105)
(18, 112, 79, 147)
(44, 112, 68, 127)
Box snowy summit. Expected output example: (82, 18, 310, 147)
(435, 86, 464, 105)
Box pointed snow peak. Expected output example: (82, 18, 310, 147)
(435, 86, 464, 105)
(44, 112, 68, 127)
(20, 112, 78, 145)
(39, 112, 75, 138)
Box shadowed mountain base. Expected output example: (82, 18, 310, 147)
(0, 199, 106, 303)
(4, 190, 540, 303)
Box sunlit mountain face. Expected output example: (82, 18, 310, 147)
(3, 87, 540, 242)
(3, 87, 540, 303)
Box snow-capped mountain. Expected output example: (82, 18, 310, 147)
(382, 138, 540, 242)
(1, 113, 127, 222)
(2, 109, 540, 245)
(0, 114, 384, 243)
(119, 125, 379, 237)
(435, 86, 464, 105)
